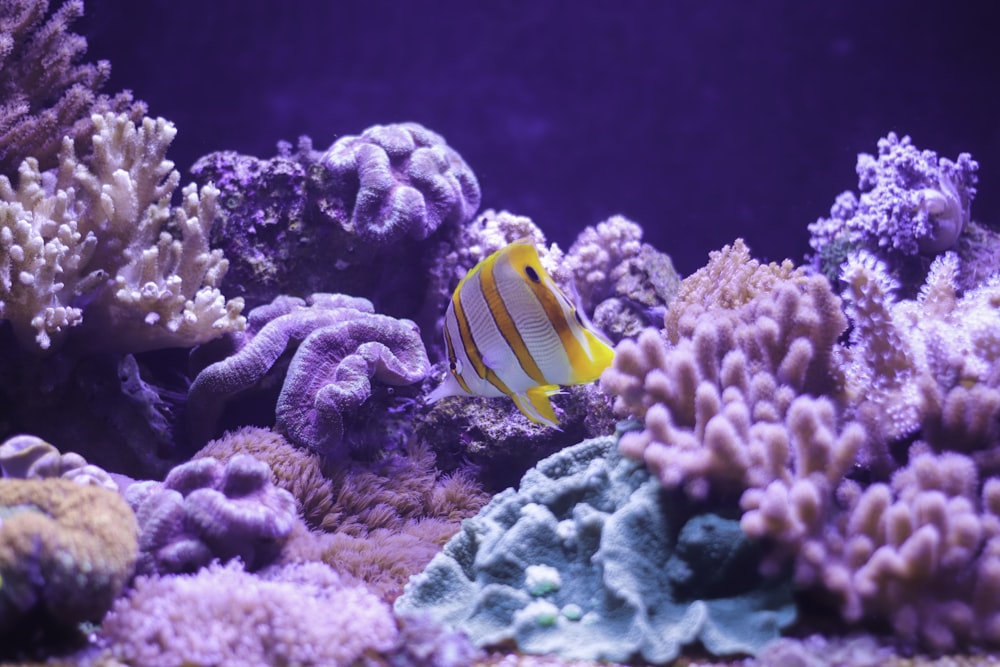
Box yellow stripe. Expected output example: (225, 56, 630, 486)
(452, 271, 515, 397)
(480, 252, 547, 386)
(526, 274, 591, 371)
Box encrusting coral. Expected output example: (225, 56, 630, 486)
(190, 122, 481, 322)
(0, 111, 244, 352)
(396, 434, 796, 664)
(0, 0, 146, 177)
(187, 293, 430, 457)
(0, 478, 137, 645)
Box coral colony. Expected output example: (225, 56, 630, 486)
(1, 2, 1000, 666)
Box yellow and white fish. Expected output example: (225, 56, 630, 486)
(427, 240, 615, 427)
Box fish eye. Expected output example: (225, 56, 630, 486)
(449, 361, 457, 373)
(524, 265, 540, 283)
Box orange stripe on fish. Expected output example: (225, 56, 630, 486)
(426, 239, 615, 428)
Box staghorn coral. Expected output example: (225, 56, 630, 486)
(0, 478, 137, 644)
(839, 251, 1000, 448)
(0, 0, 146, 177)
(97, 560, 398, 667)
(187, 293, 430, 456)
(601, 250, 852, 502)
(396, 435, 796, 664)
(0, 111, 244, 352)
(0, 433, 116, 490)
(808, 133, 979, 293)
(125, 454, 297, 576)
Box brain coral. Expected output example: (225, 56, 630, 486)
(0, 478, 138, 642)
(317, 121, 481, 246)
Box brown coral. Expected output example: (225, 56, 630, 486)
(0, 478, 137, 640)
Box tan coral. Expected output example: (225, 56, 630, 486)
(0, 112, 243, 353)
(0, 478, 138, 634)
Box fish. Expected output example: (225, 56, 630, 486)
(427, 239, 615, 427)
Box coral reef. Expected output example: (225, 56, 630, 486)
(0, 111, 244, 352)
(807, 132, 980, 294)
(396, 435, 796, 664)
(0, 478, 137, 646)
(602, 234, 1000, 652)
(190, 122, 481, 322)
(187, 293, 430, 456)
(124, 454, 297, 576)
(601, 240, 855, 502)
(98, 560, 399, 667)
(0, 0, 146, 176)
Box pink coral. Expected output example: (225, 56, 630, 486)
(98, 560, 398, 666)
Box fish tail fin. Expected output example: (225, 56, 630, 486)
(511, 384, 562, 429)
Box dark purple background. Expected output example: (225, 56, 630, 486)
(82, 1, 1000, 276)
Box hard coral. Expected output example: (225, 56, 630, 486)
(0, 0, 146, 176)
(317, 121, 481, 245)
(0, 478, 137, 643)
(98, 560, 398, 667)
(125, 454, 297, 576)
(0, 433, 116, 490)
(187, 293, 430, 457)
(395, 435, 795, 664)
(0, 112, 244, 352)
(196, 426, 334, 530)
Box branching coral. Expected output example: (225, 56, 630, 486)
(604, 237, 1000, 651)
(601, 240, 853, 502)
(0, 0, 146, 176)
(187, 293, 430, 456)
(0, 112, 244, 352)
(125, 454, 298, 576)
(0, 478, 137, 641)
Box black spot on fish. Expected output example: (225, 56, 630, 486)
(524, 265, 541, 283)
(574, 310, 584, 325)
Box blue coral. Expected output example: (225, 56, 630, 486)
(395, 434, 796, 664)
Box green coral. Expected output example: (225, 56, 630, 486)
(395, 434, 795, 664)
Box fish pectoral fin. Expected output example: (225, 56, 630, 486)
(510, 384, 562, 429)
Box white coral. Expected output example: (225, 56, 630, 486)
(0, 113, 244, 352)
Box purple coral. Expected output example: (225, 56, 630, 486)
(125, 454, 298, 575)
(98, 560, 399, 666)
(187, 293, 430, 457)
(318, 121, 481, 245)
(0, 0, 146, 176)
(808, 133, 979, 290)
